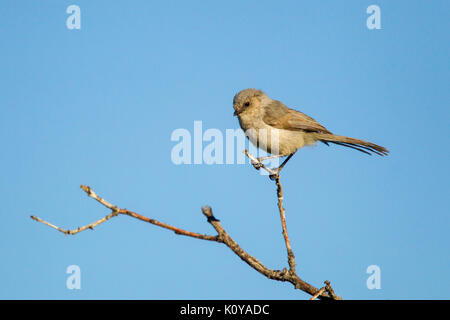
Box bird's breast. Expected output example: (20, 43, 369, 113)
(238, 113, 314, 155)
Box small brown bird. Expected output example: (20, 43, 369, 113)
(233, 88, 388, 174)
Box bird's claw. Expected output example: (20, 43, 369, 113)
(251, 161, 262, 170)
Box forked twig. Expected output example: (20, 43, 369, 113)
(31, 185, 218, 241)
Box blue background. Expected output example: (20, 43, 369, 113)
(0, 1, 448, 299)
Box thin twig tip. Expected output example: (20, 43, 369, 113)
(80, 185, 90, 193)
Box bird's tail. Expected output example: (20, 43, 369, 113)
(314, 133, 389, 156)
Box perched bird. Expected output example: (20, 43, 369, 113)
(233, 88, 388, 174)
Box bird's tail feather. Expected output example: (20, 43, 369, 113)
(314, 133, 389, 156)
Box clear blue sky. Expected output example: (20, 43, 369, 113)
(0, 1, 448, 299)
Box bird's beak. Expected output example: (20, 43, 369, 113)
(233, 109, 241, 116)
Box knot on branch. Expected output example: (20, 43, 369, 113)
(201, 206, 220, 222)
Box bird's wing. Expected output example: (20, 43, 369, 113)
(262, 100, 332, 134)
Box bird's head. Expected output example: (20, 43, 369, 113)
(233, 88, 268, 116)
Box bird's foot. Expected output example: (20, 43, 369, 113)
(251, 155, 281, 170)
(251, 160, 262, 170)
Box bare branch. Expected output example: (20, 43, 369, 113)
(30, 213, 118, 235)
(30, 159, 342, 299)
(243, 151, 296, 270)
(243, 150, 342, 300)
(274, 175, 296, 272)
(200, 206, 338, 298)
(31, 185, 219, 242)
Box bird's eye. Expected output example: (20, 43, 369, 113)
(244, 102, 250, 107)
